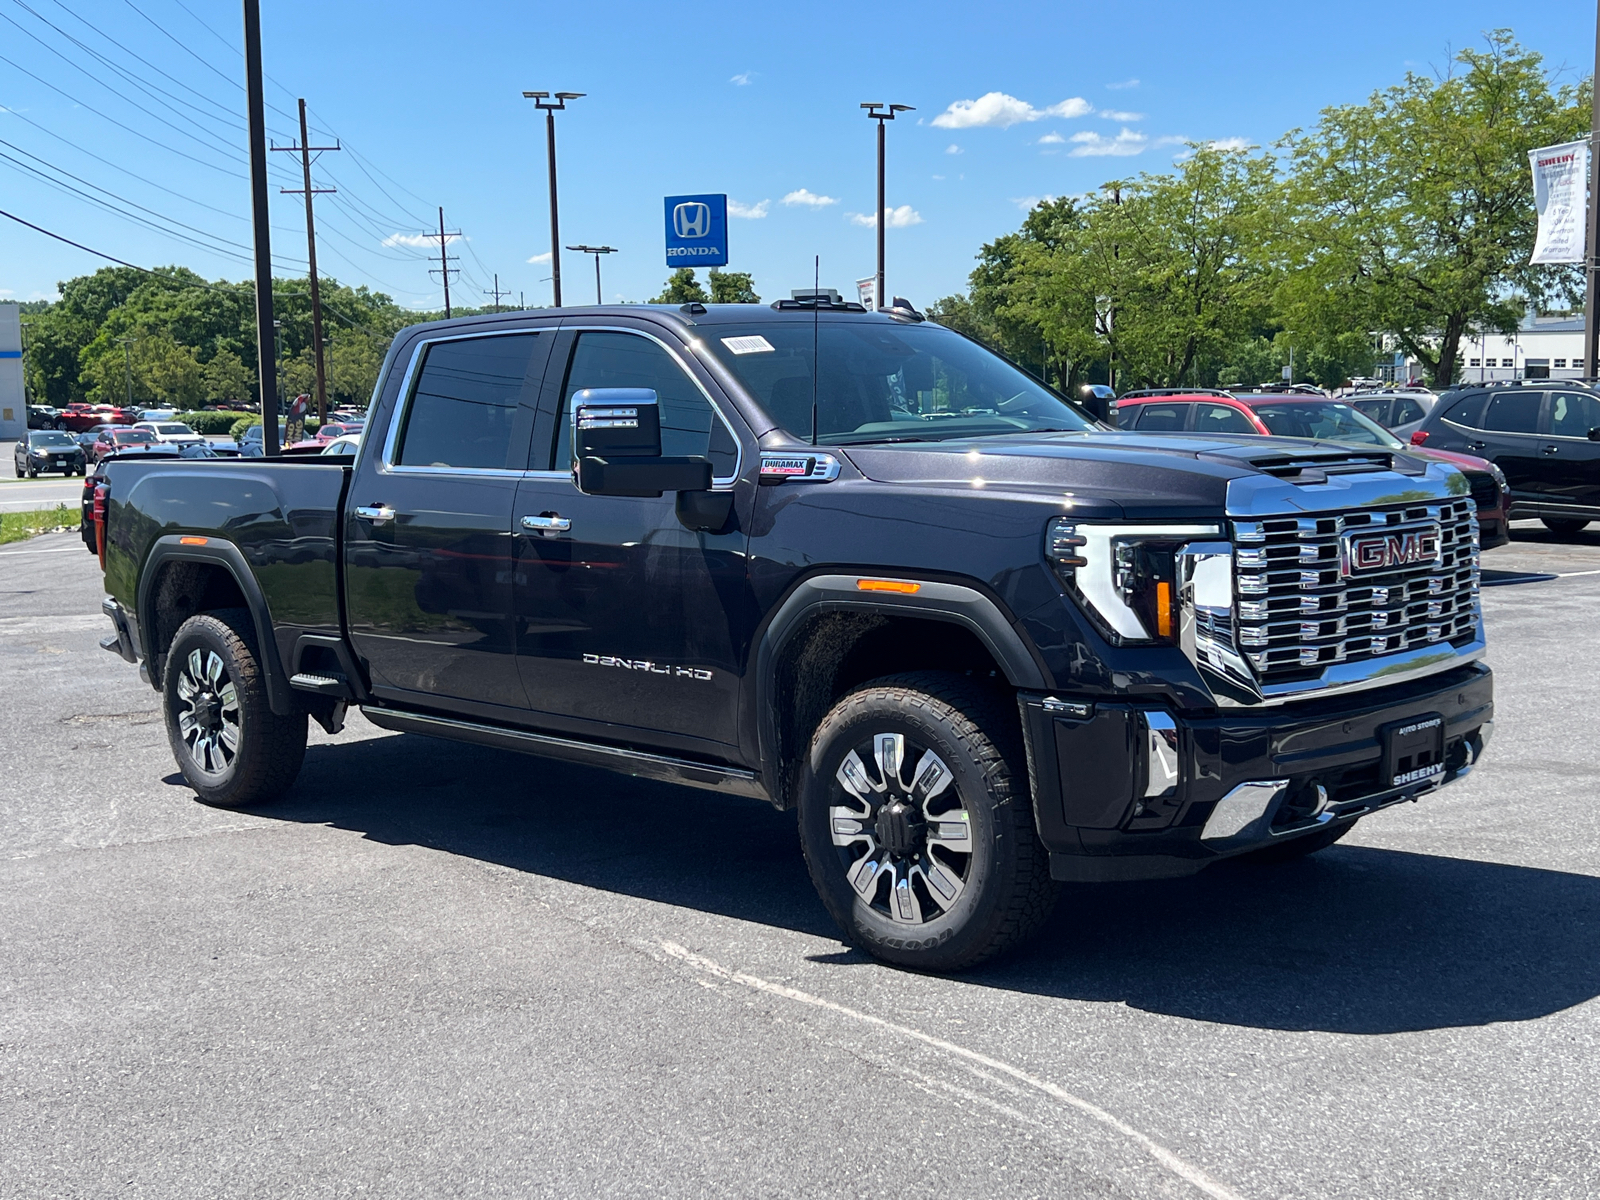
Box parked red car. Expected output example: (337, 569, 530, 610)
(1112, 391, 1510, 548)
(312, 421, 364, 443)
(56, 403, 136, 433)
(88, 426, 158, 464)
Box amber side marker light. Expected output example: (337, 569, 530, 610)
(1156, 581, 1173, 639)
(179, 536, 209, 546)
(857, 579, 921, 595)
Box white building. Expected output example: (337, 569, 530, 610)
(0, 302, 25, 441)
(1456, 312, 1585, 383)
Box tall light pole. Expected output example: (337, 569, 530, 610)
(861, 102, 913, 311)
(567, 245, 617, 305)
(523, 90, 583, 307)
(1585, 3, 1600, 376)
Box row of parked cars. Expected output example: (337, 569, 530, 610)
(1111, 381, 1600, 541)
(14, 414, 365, 477)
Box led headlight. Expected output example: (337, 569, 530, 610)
(1046, 518, 1222, 644)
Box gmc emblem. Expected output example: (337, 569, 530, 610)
(1343, 524, 1442, 576)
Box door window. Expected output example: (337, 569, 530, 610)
(553, 331, 738, 477)
(1480, 392, 1541, 435)
(1133, 403, 1190, 431)
(1548, 391, 1600, 439)
(1352, 399, 1390, 422)
(1392, 397, 1427, 425)
(394, 334, 545, 469)
(1194, 403, 1256, 435)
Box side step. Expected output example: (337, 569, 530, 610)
(359, 706, 771, 802)
(290, 671, 357, 698)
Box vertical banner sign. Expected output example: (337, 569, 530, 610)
(1529, 139, 1590, 264)
(856, 276, 876, 309)
(664, 195, 729, 268)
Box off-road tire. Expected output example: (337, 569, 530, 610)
(1541, 517, 1591, 536)
(798, 671, 1057, 971)
(1238, 819, 1354, 864)
(162, 608, 306, 808)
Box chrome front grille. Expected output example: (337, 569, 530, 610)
(1231, 498, 1479, 682)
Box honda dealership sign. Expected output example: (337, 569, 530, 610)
(1528, 139, 1589, 265)
(663, 194, 728, 268)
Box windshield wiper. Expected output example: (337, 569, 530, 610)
(830, 435, 936, 445)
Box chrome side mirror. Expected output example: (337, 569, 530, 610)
(571, 388, 712, 498)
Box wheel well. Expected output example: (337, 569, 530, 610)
(771, 611, 1017, 806)
(147, 560, 249, 678)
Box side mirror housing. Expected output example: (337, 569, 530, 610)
(572, 388, 713, 498)
(1588, 427, 1600, 442)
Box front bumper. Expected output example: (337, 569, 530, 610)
(1022, 661, 1493, 882)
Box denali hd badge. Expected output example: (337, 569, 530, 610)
(582, 653, 712, 681)
(1342, 523, 1441, 577)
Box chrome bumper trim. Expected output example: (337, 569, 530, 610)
(1201, 780, 1287, 841)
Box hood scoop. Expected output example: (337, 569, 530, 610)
(1198, 447, 1410, 485)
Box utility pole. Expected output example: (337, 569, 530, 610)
(567, 244, 616, 305)
(241, 0, 277, 453)
(484, 274, 510, 312)
(860, 102, 913, 310)
(273, 99, 339, 425)
(522, 91, 583, 307)
(1585, 1, 1600, 376)
(422, 206, 461, 317)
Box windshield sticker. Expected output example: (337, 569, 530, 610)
(721, 335, 774, 355)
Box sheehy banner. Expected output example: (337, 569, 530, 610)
(1528, 139, 1590, 264)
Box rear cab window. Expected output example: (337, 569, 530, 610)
(392, 333, 547, 470)
(1133, 404, 1191, 431)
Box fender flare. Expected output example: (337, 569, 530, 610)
(137, 535, 295, 716)
(751, 573, 1050, 803)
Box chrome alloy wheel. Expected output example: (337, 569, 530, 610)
(175, 647, 241, 774)
(829, 732, 974, 925)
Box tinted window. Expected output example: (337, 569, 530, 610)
(1392, 397, 1427, 425)
(1134, 404, 1190, 431)
(1194, 403, 1256, 435)
(555, 331, 737, 476)
(1549, 391, 1600, 439)
(1441, 394, 1486, 429)
(395, 334, 544, 469)
(1481, 393, 1540, 435)
(1352, 399, 1390, 422)
(114, 430, 155, 444)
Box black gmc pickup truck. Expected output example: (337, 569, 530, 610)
(91, 299, 1494, 969)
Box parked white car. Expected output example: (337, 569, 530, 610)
(134, 420, 205, 447)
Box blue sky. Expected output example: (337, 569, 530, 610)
(0, 1, 1590, 312)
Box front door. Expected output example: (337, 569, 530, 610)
(1542, 389, 1600, 511)
(345, 330, 551, 715)
(512, 327, 753, 750)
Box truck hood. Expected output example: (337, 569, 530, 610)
(840, 431, 1434, 519)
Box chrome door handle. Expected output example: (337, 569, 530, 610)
(355, 504, 396, 524)
(1466, 441, 1486, 452)
(521, 514, 572, 533)
(1543, 445, 1560, 455)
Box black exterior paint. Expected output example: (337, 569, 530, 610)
(99, 305, 1494, 876)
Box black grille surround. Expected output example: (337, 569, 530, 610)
(1232, 498, 1480, 684)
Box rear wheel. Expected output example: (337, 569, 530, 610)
(162, 608, 306, 808)
(1541, 516, 1591, 536)
(798, 672, 1057, 971)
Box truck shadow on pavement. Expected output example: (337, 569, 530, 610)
(264, 731, 1600, 1037)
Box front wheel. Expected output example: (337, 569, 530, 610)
(798, 673, 1057, 971)
(1541, 516, 1591, 536)
(163, 609, 306, 807)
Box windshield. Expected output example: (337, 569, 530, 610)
(1249, 401, 1401, 449)
(115, 429, 156, 443)
(155, 423, 191, 435)
(31, 432, 75, 447)
(702, 320, 1096, 444)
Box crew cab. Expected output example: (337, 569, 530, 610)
(91, 302, 1495, 970)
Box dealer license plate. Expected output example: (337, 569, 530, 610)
(1380, 712, 1446, 789)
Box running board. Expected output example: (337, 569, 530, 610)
(359, 707, 771, 802)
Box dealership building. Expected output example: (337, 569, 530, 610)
(1453, 311, 1586, 383)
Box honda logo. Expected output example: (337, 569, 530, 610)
(1342, 524, 1442, 576)
(673, 202, 711, 239)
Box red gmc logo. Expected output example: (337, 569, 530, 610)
(1345, 526, 1441, 575)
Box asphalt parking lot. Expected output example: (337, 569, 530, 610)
(2, 523, 1598, 1200)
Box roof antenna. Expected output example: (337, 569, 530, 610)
(811, 254, 820, 446)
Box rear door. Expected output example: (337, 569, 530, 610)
(1542, 390, 1600, 511)
(511, 324, 753, 750)
(1192, 402, 1259, 436)
(344, 329, 553, 716)
(1473, 391, 1546, 501)
(1132, 402, 1192, 432)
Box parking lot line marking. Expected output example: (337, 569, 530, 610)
(660, 940, 1247, 1200)
(1555, 568, 1600, 578)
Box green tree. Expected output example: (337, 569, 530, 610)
(202, 349, 254, 406)
(651, 268, 708, 304)
(707, 269, 760, 303)
(1278, 31, 1587, 385)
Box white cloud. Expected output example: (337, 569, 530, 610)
(1106, 78, 1140, 90)
(848, 205, 923, 228)
(0, 288, 12, 297)
(728, 198, 769, 218)
(1207, 136, 1252, 151)
(782, 188, 838, 208)
(385, 231, 461, 248)
(526, 251, 552, 264)
(730, 71, 754, 86)
(1036, 132, 1066, 145)
(1100, 109, 1144, 122)
(1068, 128, 1149, 157)
(930, 92, 1092, 129)
(931, 174, 946, 181)
(945, 143, 963, 155)
(1012, 195, 1056, 211)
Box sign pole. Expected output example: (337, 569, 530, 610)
(1586, 0, 1600, 377)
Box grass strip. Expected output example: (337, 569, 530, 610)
(1, 505, 78, 545)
